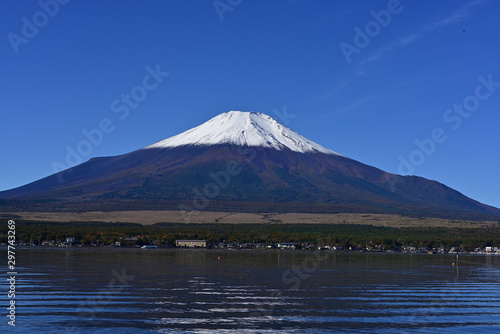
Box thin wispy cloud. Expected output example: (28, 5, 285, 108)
(318, 82, 348, 100)
(358, 41, 399, 67)
(430, 0, 486, 29)
(398, 33, 419, 46)
(357, 0, 486, 72)
(430, 10, 469, 29)
(322, 95, 376, 118)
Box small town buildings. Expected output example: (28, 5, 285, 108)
(277, 242, 298, 249)
(176, 240, 207, 248)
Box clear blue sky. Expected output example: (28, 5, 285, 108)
(1, 0, 499, 208)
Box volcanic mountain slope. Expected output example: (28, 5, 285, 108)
(1, 111, 499, 220)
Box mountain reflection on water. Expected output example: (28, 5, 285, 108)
(2, 247, 500, 333)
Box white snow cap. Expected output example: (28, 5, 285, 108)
(144, 111, 342, 155)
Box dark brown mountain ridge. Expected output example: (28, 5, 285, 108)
(1, 111, 499, 220)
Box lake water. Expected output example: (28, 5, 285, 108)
(2, 247, 500, 333)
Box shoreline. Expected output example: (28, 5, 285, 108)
(4, 245, 500, 257)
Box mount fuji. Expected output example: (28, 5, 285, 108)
(1, 111, 499, 220)
(145, 111, 338, 155)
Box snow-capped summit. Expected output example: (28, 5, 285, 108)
(145, 111, 342, 155)
(3, 111, 499, 220)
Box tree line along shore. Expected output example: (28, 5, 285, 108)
(1, 220, 500, 253)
